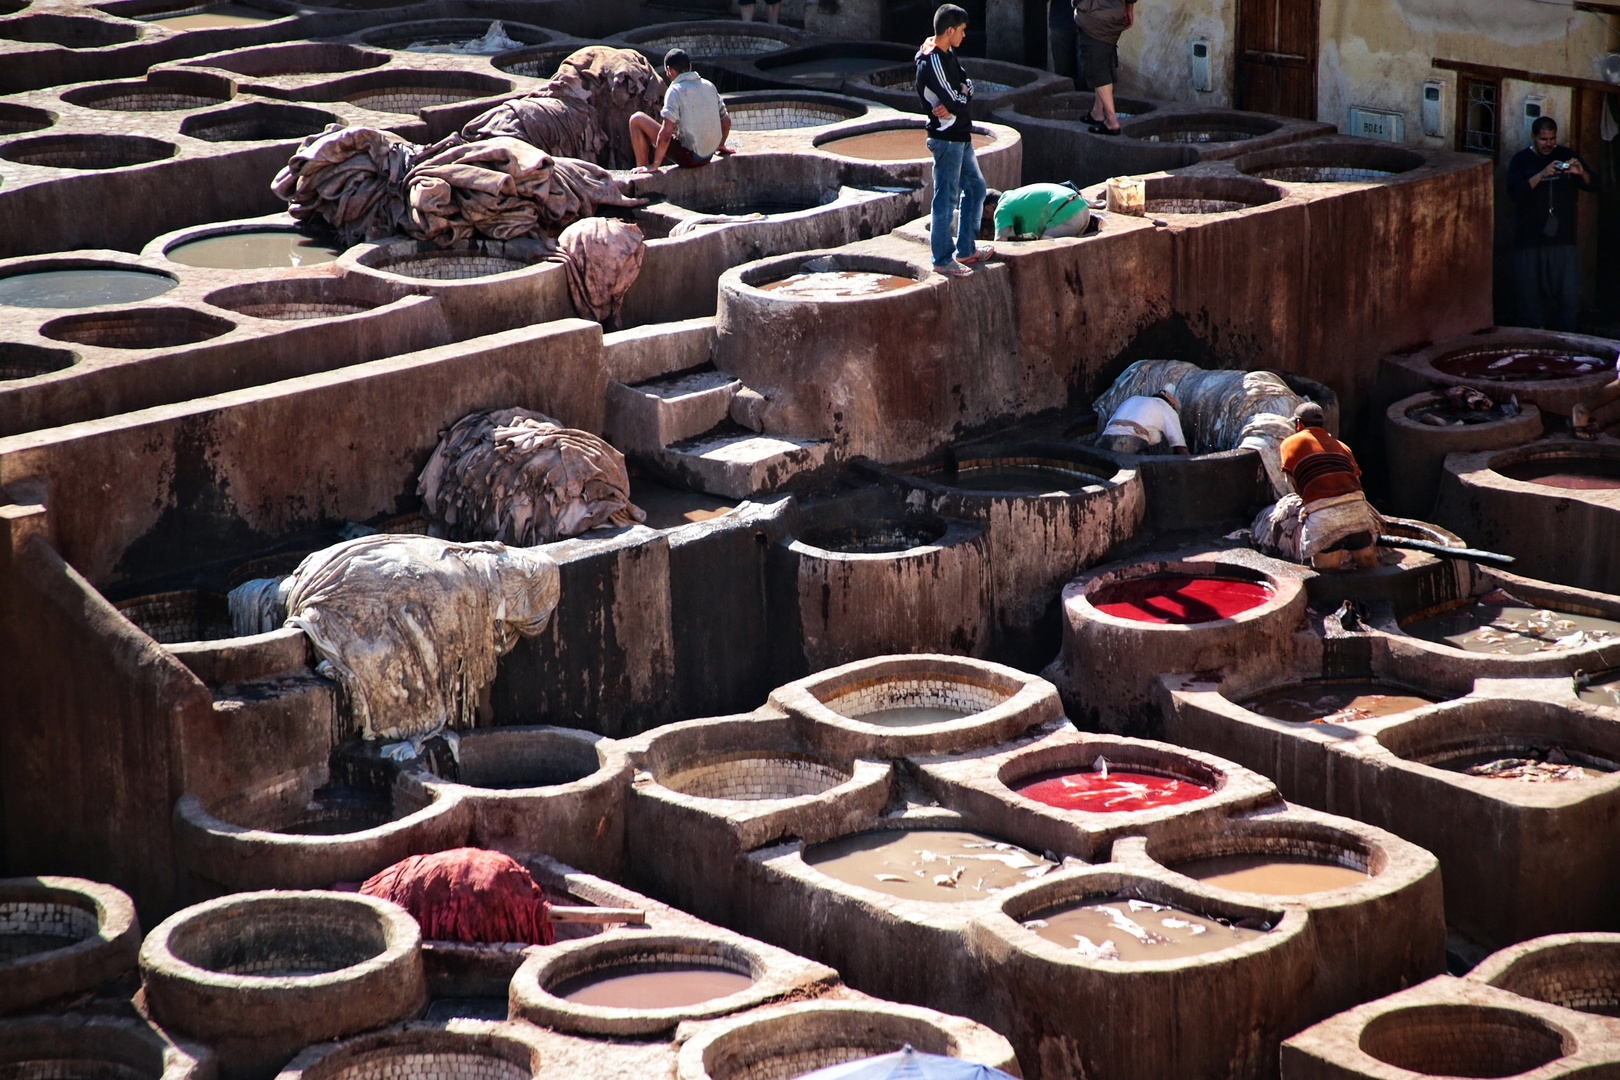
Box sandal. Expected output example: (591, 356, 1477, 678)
(1088, 123, 1121, 136)
(934, 262, 973, 278)
(958, 246, 996, 265)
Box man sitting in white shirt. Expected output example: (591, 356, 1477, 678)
(629, 48, 732, 172)
(1098, 382, 1189, 455)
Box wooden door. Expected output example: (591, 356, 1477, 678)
(1235, 0, 1318, 120)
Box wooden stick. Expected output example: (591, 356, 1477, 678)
(548, 905, 646, 924)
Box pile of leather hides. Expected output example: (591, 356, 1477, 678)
(553, 216, 645, 323)
(281, 535, 561, 741)
(1093, 359, 1321, 496)
(404, 136, 642, 246)
(271, 125, 419, 245)
(460, 45, 664, 169)
(418, 407, 646, 546)
(362, 848, 554, 944)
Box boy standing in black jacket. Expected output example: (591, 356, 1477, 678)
(916, 4, 994, 277)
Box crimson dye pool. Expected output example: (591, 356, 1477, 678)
(1088, 574, 1272, 624)
(1015, 764, 1213, 812)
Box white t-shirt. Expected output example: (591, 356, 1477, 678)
(661, 71, 728, 158)
(1102, 395, 1186, 448)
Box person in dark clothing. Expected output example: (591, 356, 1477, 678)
(916, 4, 994, 277)
(1048, 0, 1078, 84)
(1073, 0, 1135, 134)
(1506, 116, 1594, 331)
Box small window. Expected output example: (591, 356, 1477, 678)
(1459, 77, 1498, 158)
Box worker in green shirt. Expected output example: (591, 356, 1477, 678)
(992, 182, 1092, 240)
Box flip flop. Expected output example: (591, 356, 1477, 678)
(934, 262, 973, 278)
(958, 247, 996, 265)
(1088, 123, 1121, 136)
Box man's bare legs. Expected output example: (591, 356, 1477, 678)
(628, 111, 661, 168)
(1094, 82, 1119, 131)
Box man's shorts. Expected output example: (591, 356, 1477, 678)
(666, 140, 712, 168)
(1077, 29, 1119, 88)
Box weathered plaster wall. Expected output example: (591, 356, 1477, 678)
(1119, 0, 1615, 149)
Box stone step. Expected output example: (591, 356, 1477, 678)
(656, 428, 833, 499)
(602, 316, 715, 385)
(605, 366, 742, 457)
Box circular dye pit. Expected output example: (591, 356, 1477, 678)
(1088, 574, 1272, 624)
(757, 271, 917, 298)
(1434, 349, 1610, 382)
(1252, 165, 1395, 182)
(0, 343, 75, 380)
(1424, 744, 1616, 783)
(727, 97, 864, 131)
(0, 267, 176, 307)
(454, 731, 598, 789)
(0, 103, 55, 136)
(799, 518, 944, 554)
(152, 5, 280, 28)
(820, 129, 992, 161)
(1015, 760, 1213, 812)
(805, 829, 1056, 902)
(934, 459, 1107, 493)
(168, 229, 344, 269)
(115, 588, 230, 643)
(1580, 671, 1620, 709)
(761, 55, 902, 82)
(659, 752, 849, 802)
(1497, 458, 1620, 491)
(0, 134, 176, 170)
(1360, 1005, 1565, 1078)
(553, 965, 754, 1008)
(1144, 198, 1248, 214)
(1139, 128, 1256, 144)
(1174, 854, 1369, 895)
(1242, 681, 1437, 724)
(1023, 895, 1266, 960)
(1402, 597, 1620, 655)
(0, 891, 99, 963)
(271, 795, 398, 835)
(851, 706, 969, 726)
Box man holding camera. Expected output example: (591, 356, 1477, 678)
(1506, 116, 1594, 331)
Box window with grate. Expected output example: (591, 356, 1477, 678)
(1458, 77, 1498, 158)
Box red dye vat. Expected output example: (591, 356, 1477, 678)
(1089, 574, 1272, 624)
(1015, 769, 1213, 812)
(1433, 350, 1610, 382)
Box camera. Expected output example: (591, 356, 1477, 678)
(1554, 160, 1571, 171)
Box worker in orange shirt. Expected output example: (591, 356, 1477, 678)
(1275, 402, 1382, 571)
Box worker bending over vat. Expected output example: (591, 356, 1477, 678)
(1097, 382, 1189, 455)
(993, 182, 1093, 241)
(1252, 402, 1382, 571)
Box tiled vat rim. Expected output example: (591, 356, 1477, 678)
(635, 32, 790, 56)
(512, 932, 828, 1036)
(1280, 976, 1610, 1078)
(660, 750, 851, 802)
(0, 876, 136, 946)
(771, 654, 1062, 728)
(728, 101, 863, 131)
(140, 890, 420, 986)
(1469, 933, 1620, 1015)
(675, 999, 1018, 1080)
(0, 1015, 216, 1080)
(175, 774, 463, 842)
(277, 1021, 545, 1080)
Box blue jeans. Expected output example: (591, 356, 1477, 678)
(927, 136, 987, 267)
(1513, 245, 1578, 331)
